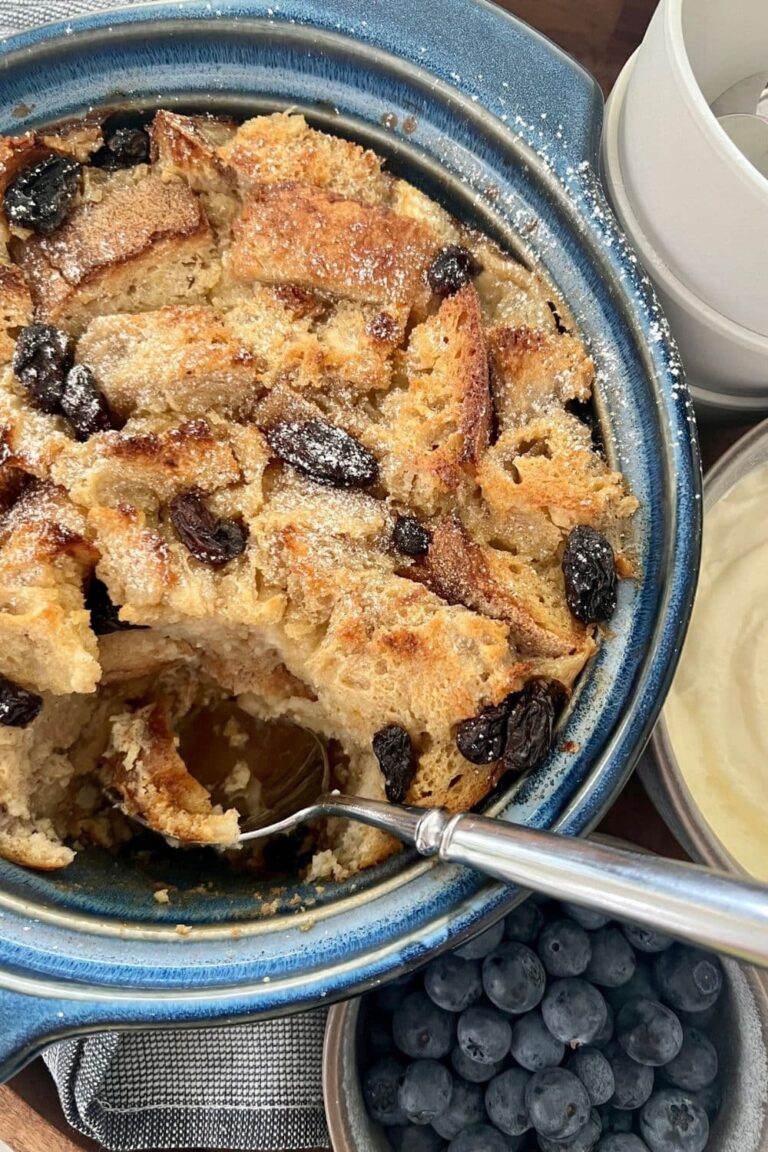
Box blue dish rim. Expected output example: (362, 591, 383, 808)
(0, 0, 700, 1075)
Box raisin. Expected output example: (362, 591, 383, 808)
(4, 154, 82, 235)
(503, 679, 565, 775)
(393, 514, 430, 557)
(169, 489, 248, 566)
(92, 126, 150, 170)
(455, 697, 514, 765)
(562, 525, 617, 624)
(86, 577, 142, 635)
(426, 245, 483, 297)
(60, 364, 116, 440)
(12, 324, 72, 414)
(546, 299, 570, 334)
(265, 420, 379, 489)
(372, 724, 415, 803)
(0, 674, 43, 727)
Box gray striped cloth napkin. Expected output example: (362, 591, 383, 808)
(0, 2, 329, 1148)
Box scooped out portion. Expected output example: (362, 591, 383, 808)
(0, 110, 637, 879)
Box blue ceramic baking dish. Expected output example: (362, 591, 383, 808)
(0, 0, 700, 1079)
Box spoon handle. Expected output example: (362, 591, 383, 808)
(317, 796, 768, 966)
(435, 813, 768, 966)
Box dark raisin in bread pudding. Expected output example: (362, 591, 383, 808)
(0, 111, 637, 879)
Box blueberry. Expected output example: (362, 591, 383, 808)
(509, 1009, 565, 1072)
(616, 999, 683, 1068)
(431, 1077, 485, 1140)
(606, 966, 657, 1011)
(503, 899, 545, 944)
(455, 920, 505, 960)
(677, 1004, 719, 1030)
(368, 1008, 395, 1056)
(593, 1002, 615, 1049)
(541, 979, 608, 1046)
(393, 992, 455, 1059)
(525, 1068, 591, 1141)
(639, 1090, 709, 1152)
(608, 1052, 654, 1111)
(621, 925, 674, 955)
(654, 948, 723, 1014)
(538, 919, 592, 977)
(450, 1044, 504, 1084)
(447, 1125, 511, 1152)
(597, 1138, 650, 1151)
(377, 974, 418, 1013)
(560, 904, 610, 931)
(390, 1125, 447, 1151)
(482, 943, 546, 1014)
(566, 1046, 615, 1106)
(484, 1068, 531, 1135)
(457, 1005, 512, 1065)
(537, 1108, 602, 1151)
(425, 954, 483, 1013)
(660, 1026, 718, 1091)
(364, 1056, 409, 1125)
(598, 1105, 634, 1134)
(586, 928, 637, 988)
(690, 1080, 721, 1120)
(399, 1060, 454, 1125)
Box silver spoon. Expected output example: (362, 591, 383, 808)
(117, 733, 768, 968)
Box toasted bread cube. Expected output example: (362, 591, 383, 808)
(0, 482, 100, 694)
(478, 410, 638, 554)
(17, 170, 220, 334)
(105, 701, 240, 846)
(230, 182, 438, 307)
(380, 284, 490, 514)
(0, 264, 32, 365)
(489, 326, 593, 429)
(219, 111, 389, 203)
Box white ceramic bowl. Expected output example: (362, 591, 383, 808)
(614, 0, 768, 337)
(643, 418, 768, 872)
(602, 52, 768, 418)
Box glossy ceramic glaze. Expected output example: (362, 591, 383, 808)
(0, 0, 700, 1079)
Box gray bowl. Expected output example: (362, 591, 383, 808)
(324, 860, 768, 1151)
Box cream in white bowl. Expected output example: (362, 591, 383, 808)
(664, 459, 768, 880)
(647, 419, 768, 874)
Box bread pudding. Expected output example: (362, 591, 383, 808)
(0, 110, 637, 879)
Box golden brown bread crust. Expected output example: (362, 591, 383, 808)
(17, 170, 220, 333)
(0, 264, 32, 365)
(489, 326, 594, 429)
(230, 181, 438, 306)
(106, 701, 240, 846)
(379, 285, 490, 515)
(0, 110, 637, 877)
(218, 111, 389, 203)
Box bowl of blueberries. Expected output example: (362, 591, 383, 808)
(324, 850, 768, 1152)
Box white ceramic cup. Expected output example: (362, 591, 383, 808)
(616, 0, 768, 339)
(603, 52, 768, 417)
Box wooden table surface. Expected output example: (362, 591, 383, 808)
(1, 1, 742, 1148)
